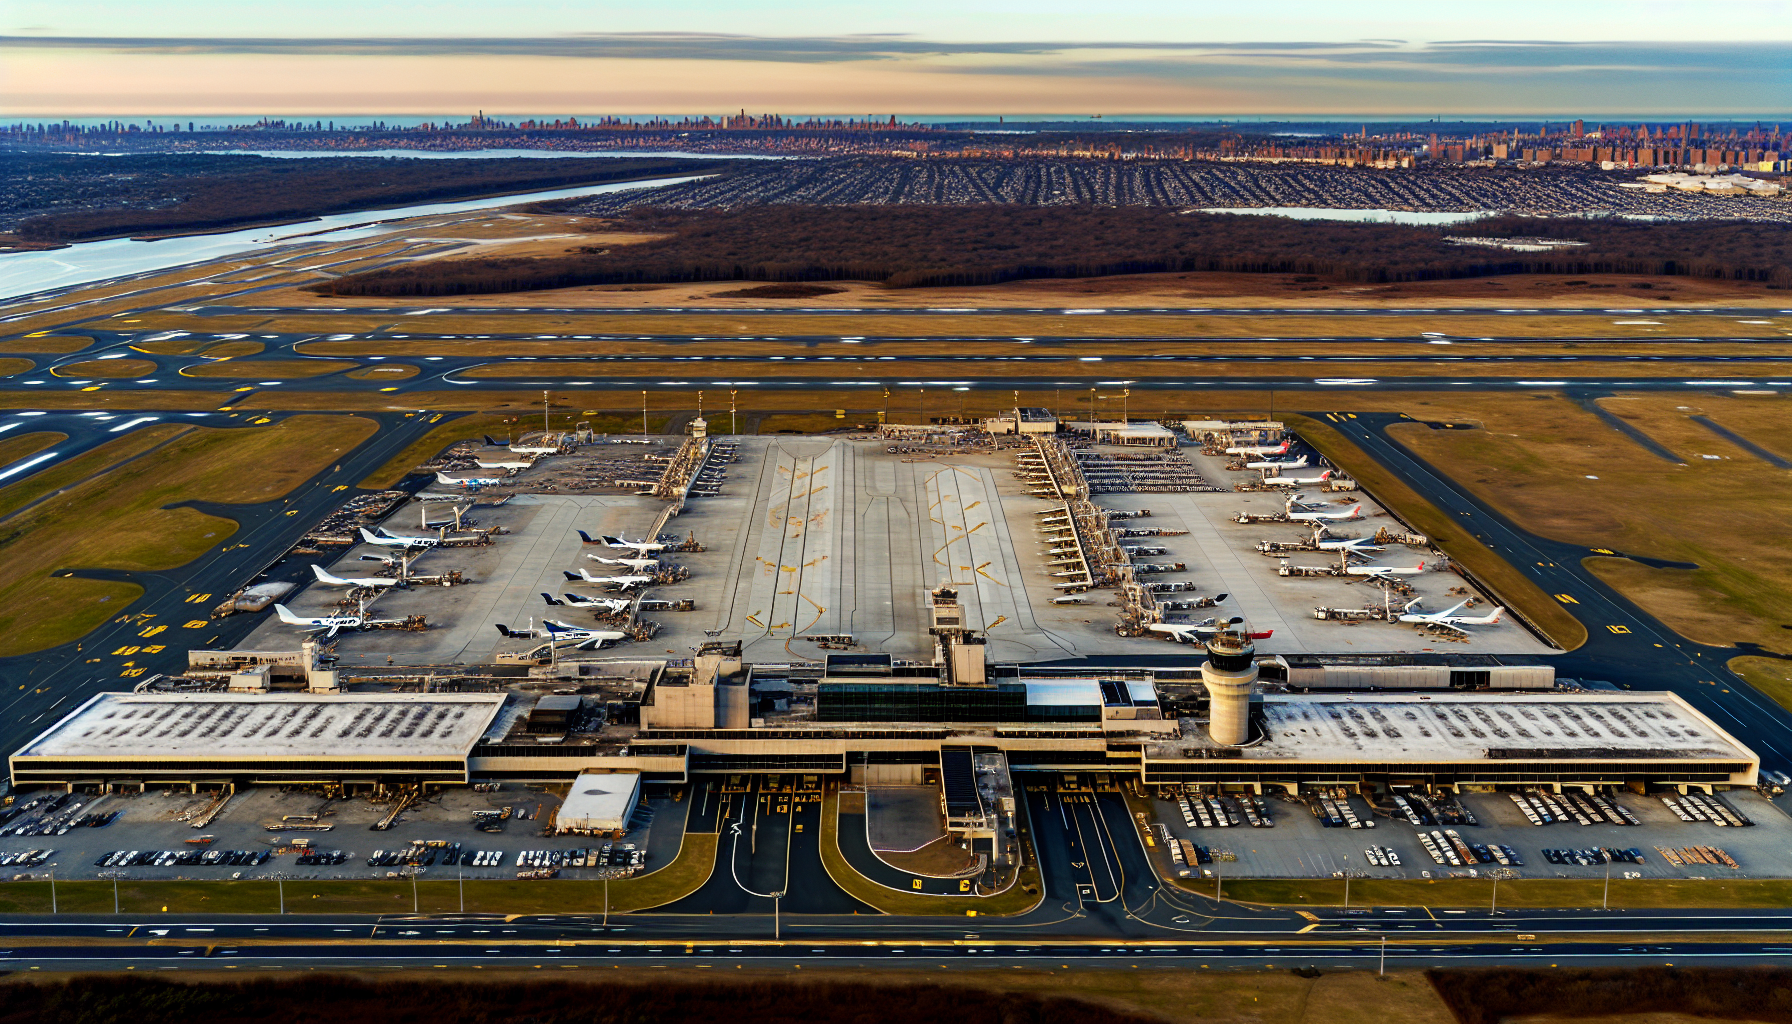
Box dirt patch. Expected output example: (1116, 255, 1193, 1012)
(0, 357, 34, 377)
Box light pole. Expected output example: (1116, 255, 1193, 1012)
(603, 876, 610, 928)
(542, 389, 551, 437)
(731, 389, 739, 436)
(774, 891, 784, 940)
(1491, 875, 1499, 916)
(1343, 856, 1351, 912)
(881, 387, 889, 426)
(641, 391, 649, 437)
(1379, 935, 1387, 976)
(277, 878, 283, 915)
(48, 869, 56, 915)
(458, 860, 464, 914)
(113, 875, 120, 915)
(1603, 856, 1612, 910)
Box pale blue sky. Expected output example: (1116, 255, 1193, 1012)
(2, 1, 1787, 116)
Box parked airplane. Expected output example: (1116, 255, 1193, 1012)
(542, 593, 634, 614)
(273, 604, 363, 638)
(311, 564, 398, 589)
(435, 470, 504, 488)
(494, 620, 627, 650)
(587, 554, 661, 571)
(359, 527, 438, 550)
(1226, 439, 1291, 457)
(485, 435, 560, 456)
(578, 531, 669, 554)
(1288, 502, 1362, 522)
(1246, 455, 1309, 470)
(1399, 598, 1504, 634)
(1262, 470, 1332, 488)
(1050, 595, 1087, 605)
(1316, 534, 1384, 556)
(473, 456, 532, 470)
(562, 568, 655, 591)
(1347, 562, 1427, 582)
(1147, 617, 1275, 643)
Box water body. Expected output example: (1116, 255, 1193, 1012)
(1199, 207, 1493, 225)
(0, 175, 706, 302)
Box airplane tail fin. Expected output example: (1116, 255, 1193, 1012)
(483, 435, 500, 446)
(577, 530, 597, 543)
(358, 527, 379, 543)
(563, 570, 581, 581)
(1487, 607, 1505, 624)
(311, 563, 333, 583)
(495, 624, 516, 638)
(601, 535, 626, 546)
(273, 603, 299, 624)
(541, 593, 563, 606)
(1319, 470, 1332, 481)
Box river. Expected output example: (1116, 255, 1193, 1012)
(0, 174, 707, 303)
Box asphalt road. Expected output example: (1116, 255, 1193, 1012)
(187, 304, 1792, 317)
(1319, 411, 1792, 772)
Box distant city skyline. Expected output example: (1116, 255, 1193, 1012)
(2, 1, 1787, 116)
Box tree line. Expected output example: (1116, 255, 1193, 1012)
(6, 153, 739, 242)
(310, 205, 1792, 297)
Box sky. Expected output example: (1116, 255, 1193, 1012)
(2, 1, 1788, 118)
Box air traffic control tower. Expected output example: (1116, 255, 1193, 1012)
(1202, 631, 1258, 745)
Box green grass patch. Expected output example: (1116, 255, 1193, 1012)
(1289, 413, 1588, 650)
(0, 431, 64, 469)
(1729, 656, 1792, 714)
(0, 414, 376, 656)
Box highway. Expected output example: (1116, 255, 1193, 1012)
(182, 304, 1792, 318)
(1319, 411, 1792, 773)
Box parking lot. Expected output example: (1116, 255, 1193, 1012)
(0, 783, 688, 882)
(1148, 786, 1792, 880)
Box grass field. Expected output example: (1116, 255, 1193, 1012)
(0, 414, 376, 656)
(0, 390, 228, 410)
(0, 357, 34, 376)
(0, 335, 93, 354)
(1290, 411, 1587, 650)
(1214, 876, 1792, 910)
(1388, 394, 1792, 656)
(0, 431, 65, 468)
(180, 358, 358, 378)
(118, 310, 1792, 340)
(1727, 657, 1792, 714)
(54, 358, 157, 378)
(345, 363, 421, 381)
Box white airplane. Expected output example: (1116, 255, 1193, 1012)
(1050, 595, 1087, 605)
(273, 603, 363, 638)
(1147, 618, 1275, 643)
(1262, 470, 1332, 488)
(1399, 598, 1505, 633)
(494, 620, 627, 650)
(1226, 439, 1291, 457)
(1316, 535, 1384, 556)
(359, 526, 438, 550)
(420, 504, 472, 529)
(1246, 455, 1309, 470)
(1287, 502, 1362, 522)
(563, 569, 655, 591)
(578, 530, 669, 554)
(435, 470, 504, 488)
(542, 592, 634, 614)
(485, 434, 560, 456)
(473, 456, 532, 470)
(587, 553, 660, 571)
(311, 563, 398, 589)
(1348, 562, 1427, 580)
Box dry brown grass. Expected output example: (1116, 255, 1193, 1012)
(54, 358, 157, 378)
(0, 357, 34, 377)
(0, 390, 228, 410)
(115, 310, 1792, 341)
(180, 359, 358, 378)
(344, 363, 421, 380)
(1728, 657, 1792, 713)
(0, 431, 65, 468)
(1389, 394, 1792, 655)
(0, 335, 92, 354)
(0, 415, 377, 656)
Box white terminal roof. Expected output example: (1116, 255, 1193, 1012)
(15, 693, 507, 762)
(1244, 693, 1751, 763)
(557, 771, 642, 831)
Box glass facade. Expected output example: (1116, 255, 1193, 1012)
(816, 682, 1099, 723)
